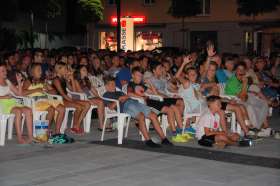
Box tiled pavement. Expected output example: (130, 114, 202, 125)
(0, 112, 279, 186)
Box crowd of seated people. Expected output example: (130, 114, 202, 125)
(0, 42, 279, 148)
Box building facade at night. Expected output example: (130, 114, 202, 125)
(87, 0, 280, 55)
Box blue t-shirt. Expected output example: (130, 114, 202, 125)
(216, 69, 228, 83)
(103, 91, 126, 112)
(115, 68, 132, 89)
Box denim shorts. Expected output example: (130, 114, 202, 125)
(123, 99, 152, 118)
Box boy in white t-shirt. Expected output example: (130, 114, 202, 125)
(196, 95, 239, 148)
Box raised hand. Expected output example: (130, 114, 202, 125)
(207, 43, 216, 57)
(183, 55, 192, 65)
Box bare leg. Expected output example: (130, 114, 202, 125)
(54, 104, 65, 134)
(262, 118, 269, 129)
(75, 100, 91, 128)
(136, 113, 150, 140)
(11, 107, 25, 144)
(171, 105, 183, 129)
(217, 110, 228, 133)
(228, 133, 240, 142)
(176, 99, 184, 114)
(89, 98, 105, 128)
(148, 112, 165, 140)
(64, 101, 83, 128)
(215, 134, 237, 146)
(161, 106, 176, 132)
(227, 104, 249, 135)
(46, 106, 55, 130)
(21, 107, 33, 143)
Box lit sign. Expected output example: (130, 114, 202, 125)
(111, 16, 146, 24)
(120, 18, 134, 51)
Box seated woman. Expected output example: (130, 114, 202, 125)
(52, 62, 91, 135)
(200, 61, 220, 96)
(225, 62, 270, 136)
(22, 63, 65, 135)
(0, 62, 33, 144)
(254, 57, 279, 106)
(71, 65, 105, 131)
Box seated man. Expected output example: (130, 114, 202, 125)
(102, 76, 173, 148)
(225, 62, 270, 136)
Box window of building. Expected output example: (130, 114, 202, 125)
(107, 0, 116, 6)
(197, 0, 210, 16)
(135, 31, 162, 51)
(143, 0, 155, 6)
(99, 32, 117, 51)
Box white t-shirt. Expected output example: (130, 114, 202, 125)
(0, 80, 12, 96)
(196, 108, 220, 140)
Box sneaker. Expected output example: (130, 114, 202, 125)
(274, 132, 280, 139)
(181, 133, 194, 140)
(247, 130, 256, 136)
(239, 139, 253, 147)
(145, 140, 161, 148)
(161, 138, 174, 146)
(257, 128, 272, 137)
(172, 134, 188, 143)
(176, 127, 195, 134)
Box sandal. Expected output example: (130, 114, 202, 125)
(97, 127, 113, 132)
(77, 128, 85, 135)
(69, 128, 83, 136)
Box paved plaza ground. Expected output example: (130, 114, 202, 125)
(0, 111, 280, 186)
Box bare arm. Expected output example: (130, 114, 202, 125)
(72, 79, 84, 93)
(53, 79, 72, 101)
(22, 80, 43, 96)
(175, 55, 192, 88)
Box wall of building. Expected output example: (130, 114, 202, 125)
(100, 0, 280, 24)
(89, 0, 280, 54)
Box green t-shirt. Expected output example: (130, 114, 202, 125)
(225, 75, 242, 96)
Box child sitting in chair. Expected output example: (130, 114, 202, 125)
(103, 76, 173, 148)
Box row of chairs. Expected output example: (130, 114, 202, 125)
(0, 78, 243, 146)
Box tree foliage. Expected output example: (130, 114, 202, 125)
(168, 0, 201, 18)
(18, 0, 63, 20)
(78, 0, 104, 23)
(237, 0, 280, 17)
(0, 0, 18, 22)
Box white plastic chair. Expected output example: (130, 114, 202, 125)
(219, 83, 242, 134)
(45, 93, 75, 134)
(181, 99, 202, 134)
(96, 86, 131, 144)
(0, 112, 15, 146)
(11, 95, 48, 137)
(66, 88, 97, 133)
